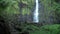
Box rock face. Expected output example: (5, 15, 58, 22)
(19, 0, 55, 24)
(38, 1, 53, 24)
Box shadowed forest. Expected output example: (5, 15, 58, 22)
(0, 0, 60, 34)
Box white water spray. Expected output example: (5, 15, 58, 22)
(33, 0, 39, 23)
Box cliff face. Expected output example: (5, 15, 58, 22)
(19, 0, 55, 24)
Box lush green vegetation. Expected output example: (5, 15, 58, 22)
(0, 0, 60, 34)
(30, 24, 60, 34)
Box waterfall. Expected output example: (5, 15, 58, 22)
(33, 0, 39, 23)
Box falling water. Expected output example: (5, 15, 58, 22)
(33, 0, 39, 23)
